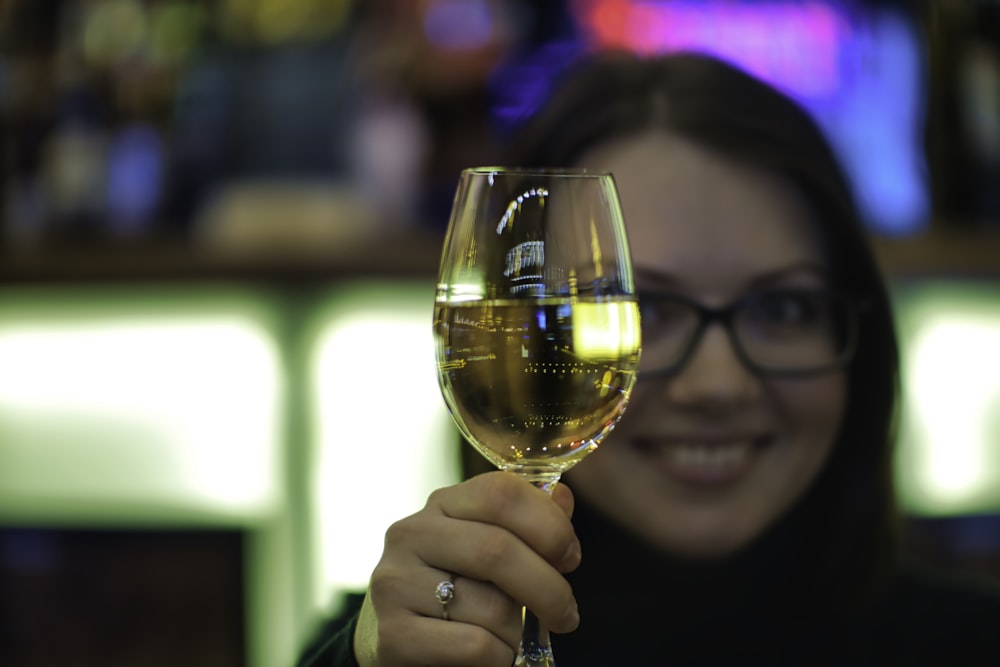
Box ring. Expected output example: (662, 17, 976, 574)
(434, 577, 456, 620)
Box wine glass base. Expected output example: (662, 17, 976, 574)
(515, 641, 556, 667)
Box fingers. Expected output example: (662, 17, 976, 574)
(396, 513, 580, 634)
(416, 473, 582, 633)
(441, 575, 521, 641)
(356, 589, 517, 667)
(551, 482, 575, 520)
(430, 472, 582, 575)
(376, 616, 516, 666)
(368, 564, 522, 648)
(355, 471, 582, 666)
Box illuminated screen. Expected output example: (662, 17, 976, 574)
(893, 281, 1000, 516)
(0, 286, 283, 524)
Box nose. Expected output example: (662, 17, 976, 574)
(661, 323, 761, 407)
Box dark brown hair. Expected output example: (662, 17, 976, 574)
(500, 50, 902, 607)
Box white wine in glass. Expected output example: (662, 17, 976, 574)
(433, 167, 640, 666)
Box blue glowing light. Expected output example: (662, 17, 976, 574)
(106, 123, 164, 235)
(424, 0, 495, 51)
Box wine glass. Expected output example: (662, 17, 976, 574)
(433, 167, 641, 666)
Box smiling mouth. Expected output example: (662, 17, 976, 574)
(633, 436, 770, 484)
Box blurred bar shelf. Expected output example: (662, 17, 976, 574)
(870, 226, 1000, 279)
(0, 230, 446, 285)
(1, 227, 999, 285)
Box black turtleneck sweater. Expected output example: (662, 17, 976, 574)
(297, 496, 1000, 666)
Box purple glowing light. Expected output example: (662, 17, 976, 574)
(567, 0, 931, 234)
(576, 0, 846, 99)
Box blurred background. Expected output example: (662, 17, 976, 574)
(1, 0, 999, 664)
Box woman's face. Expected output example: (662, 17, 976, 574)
(566, 130, 847, 558)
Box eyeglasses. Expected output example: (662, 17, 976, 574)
(637, 288, 862, 377)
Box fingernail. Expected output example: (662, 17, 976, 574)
(566, 598, 580, 630)
(560, 538, 582, 571)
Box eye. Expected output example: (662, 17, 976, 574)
(638, 294, 697, 335)
(744, 291, 825, 328)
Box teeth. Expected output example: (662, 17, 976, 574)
(669, 442, 750, 469)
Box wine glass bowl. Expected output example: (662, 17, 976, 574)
(434, 168, 640, 486)
(433, 167, 640, 666)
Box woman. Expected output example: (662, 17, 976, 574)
(299, 51, 1000, 666)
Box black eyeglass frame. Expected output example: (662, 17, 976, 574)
(636, 287, 865, 378)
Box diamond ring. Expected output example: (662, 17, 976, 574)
(434, 577, 456, 620)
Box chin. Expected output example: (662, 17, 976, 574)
(641, 510, 764, 561)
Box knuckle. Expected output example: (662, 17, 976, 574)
(426, 485, 450, 508)
(473, 529, 515, 571)
(367, 563, 406, 604)
(475, 472, 523, 518)
(382, 516, 419, 549)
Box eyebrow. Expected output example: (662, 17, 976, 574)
(634, 262, 832, 292)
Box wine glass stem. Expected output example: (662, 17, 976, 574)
(517, 606, 554, 667)
(514, 476, 560, 667)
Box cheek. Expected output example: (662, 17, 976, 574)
(774, 374, 847, 441)
(766, 374, 847, 501)
(617, 377, 665, 425)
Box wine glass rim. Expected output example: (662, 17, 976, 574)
(462, 166, 611, 178)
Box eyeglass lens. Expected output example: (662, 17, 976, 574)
(638, 290, 853, 375)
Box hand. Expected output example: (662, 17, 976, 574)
(354, 471, 582, 666)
